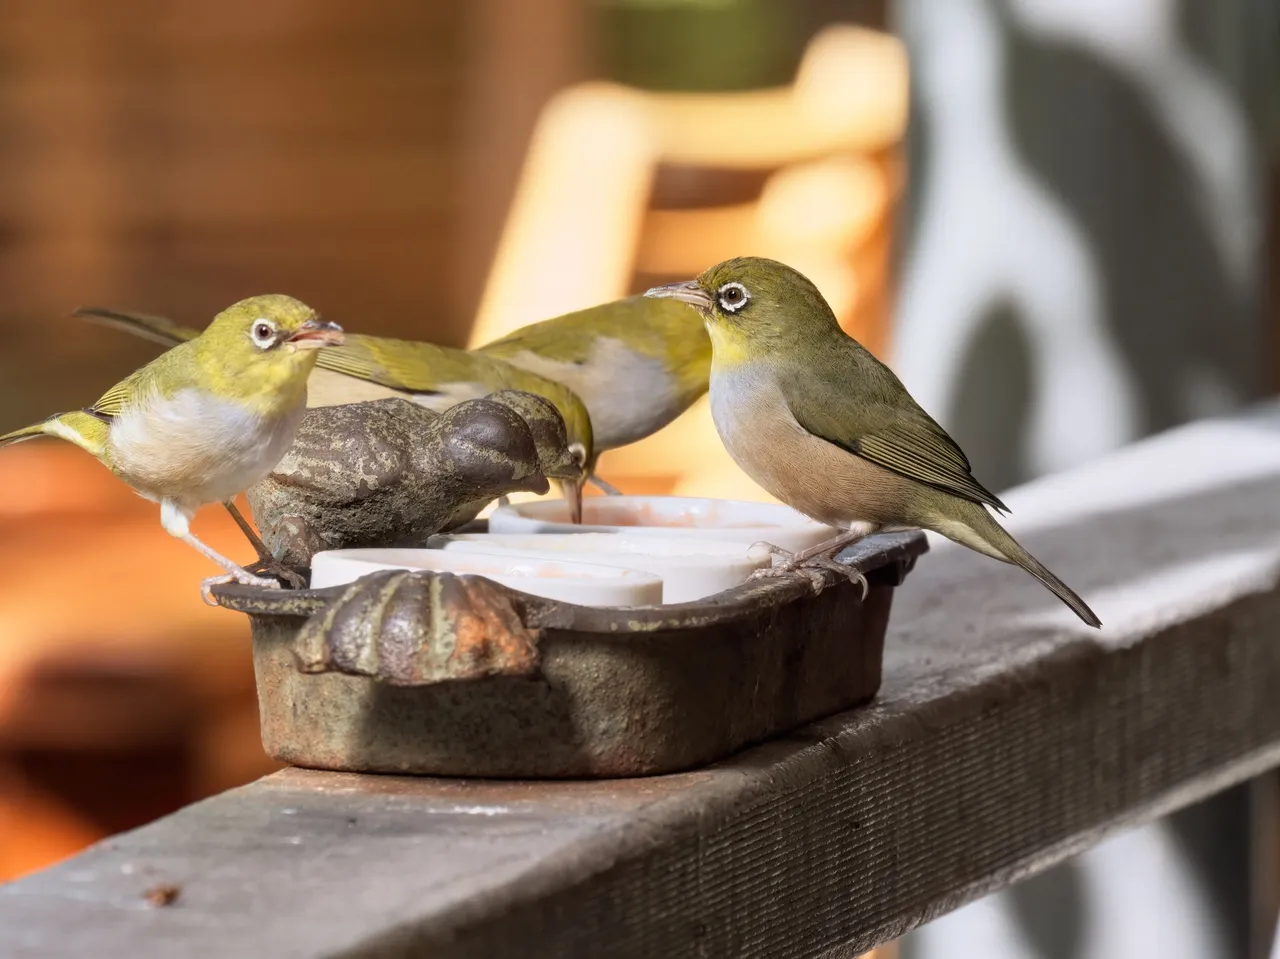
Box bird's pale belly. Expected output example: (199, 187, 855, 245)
(496, 341, 680, 450)
(107, 388, 303, 509)
(709, 368, 921, 530)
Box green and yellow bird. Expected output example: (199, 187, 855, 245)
(75, 294, 711, 496)
(646, 257, 1101, 628)
(75, 307, 596, 520)
(1, 295, 343, 603)
(477, 295, 710, 456)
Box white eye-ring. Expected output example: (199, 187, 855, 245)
(717, 281, 750, 314)
(250, 318, 277, 349)
(568, 442, 587, 467)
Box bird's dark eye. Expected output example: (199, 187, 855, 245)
(717, 281, 750, 314)
(251, 320, 276, 347)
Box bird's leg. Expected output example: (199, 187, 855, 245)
(221, 501, 306, 589)
(587, 474, 623, 496)
(748, 526, 876, 598)
(160, 501, 281, 606)
(184, 535, 281, 606)
(223, 499, 268, 555)
(790, 527, 874, 565)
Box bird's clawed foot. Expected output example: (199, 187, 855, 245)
(748, 542, 869, 600)
(219, 500, 306, 588)
(244, 557, 307, 590)
(200, 568, 282, 607)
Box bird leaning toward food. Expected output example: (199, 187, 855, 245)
(645, 257, 1101, 628)
(477, 295, 711, 487)
(1, 295, 343, 604)
(73, 307, 595, 521)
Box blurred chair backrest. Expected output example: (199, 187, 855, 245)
(469, 24, 909, 497)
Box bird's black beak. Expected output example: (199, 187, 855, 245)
(288, 318, 345, 349)
(645, 280, 713, 314)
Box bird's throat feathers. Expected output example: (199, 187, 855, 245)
(705, 320, 758, 371)
(193, 345, 316, 417)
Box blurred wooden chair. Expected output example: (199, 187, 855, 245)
(468, 24, 908, 499)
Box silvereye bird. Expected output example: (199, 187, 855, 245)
(0, 295, 343, 603)
(646, 257, 1101, 628)
(73, 307, 594, 522)
(476, 295, 711, 457)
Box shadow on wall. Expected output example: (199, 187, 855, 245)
(893, 0, 1264, 493)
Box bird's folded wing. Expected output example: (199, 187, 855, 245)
(789, 399, 1009, 513)
(316, 339, 477, 396)
(85, 378, 136, 420)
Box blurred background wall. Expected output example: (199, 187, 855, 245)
(0, 0, 885, 429)
(2, 0, 476, 426)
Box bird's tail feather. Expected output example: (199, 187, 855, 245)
(938, 500, 1102, 628)
(0, 412, 108, 458)
(73, 306, 195, 349)
(0, 422, 51, 448)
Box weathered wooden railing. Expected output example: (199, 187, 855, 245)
(4, 406, 1280, 958)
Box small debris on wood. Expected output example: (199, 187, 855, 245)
(144, 883, 181, 907)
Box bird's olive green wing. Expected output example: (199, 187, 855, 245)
(785, 380, 1009, 514)
(83, 376, 138, 421)
(316, 335, 492, 396)
(317, 335, 596, 461)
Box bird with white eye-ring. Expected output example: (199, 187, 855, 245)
(646, 257, 1101, 628)
(0, 294, 345, 604)
(717, 282, 751, 314)
(250, 318, 278, 348)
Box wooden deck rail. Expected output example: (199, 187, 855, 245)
(4, 405, 1280, 958)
